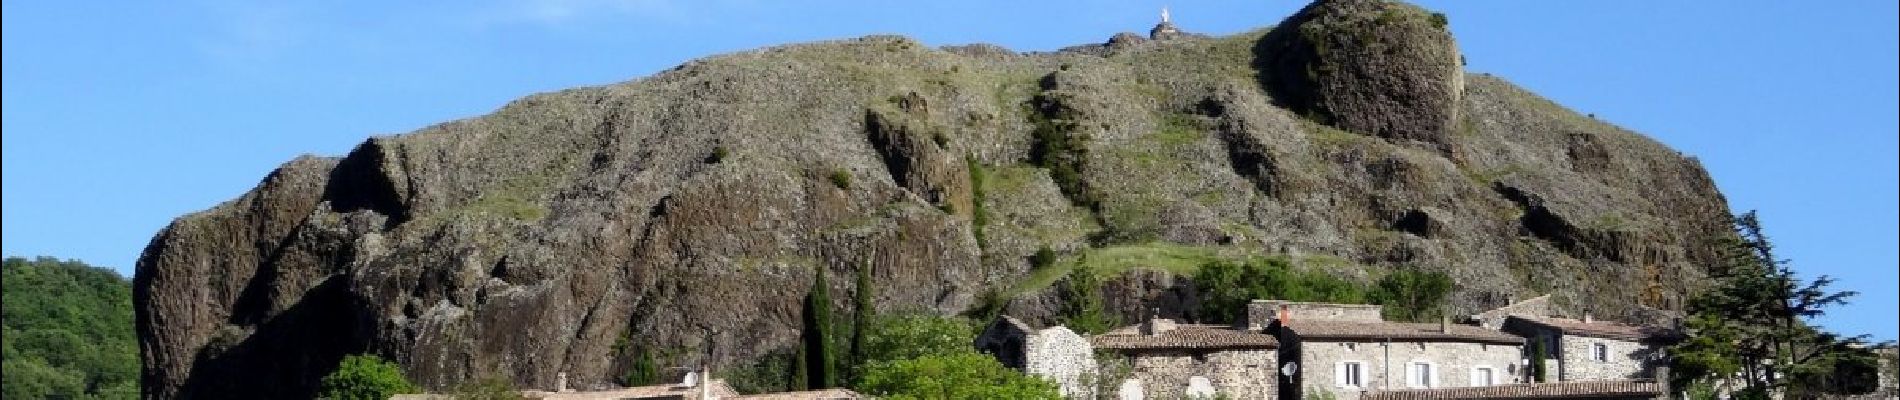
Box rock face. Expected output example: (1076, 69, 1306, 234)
(135, 2, 1730, 398)
(1257, 0, 1465, 151)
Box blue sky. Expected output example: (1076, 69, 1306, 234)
(3, 1, 1893, 340)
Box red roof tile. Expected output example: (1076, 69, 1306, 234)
(1092, 325, 1279, 350)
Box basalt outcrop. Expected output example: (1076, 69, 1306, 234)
(136, 1, 1730, 398)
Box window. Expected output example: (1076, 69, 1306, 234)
(1337, 362, 1365, 388)
(1592, 343, 1609, 362)
(1471, 366, 1496, 386)
(1408, 361, 1437, 388)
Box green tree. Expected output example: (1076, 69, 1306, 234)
(1193, 257, 1370, 323)
(1670, 211, 1878, 397)
(1527, 339, 1549, 383)
(858, 313, 977, 366)
(846, 261, 876, 385)
(1367, 268, 1454, 322)
(856, 352, 1062, 400)
(1, 256, 139, 400)
(788, 346, 810, 391)
(1058, 262, 1118, 334)
(802, 267, 838, 389)
(317, 354, 417, 400)
(623, 345, 660, 386)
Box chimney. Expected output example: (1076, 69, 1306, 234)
(1583, 313, 1594, 324)
(1439, 316, 1450, 333)
(1142, 308, 1176, 335)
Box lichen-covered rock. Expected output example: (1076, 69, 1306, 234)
(1257, 0, 1465, 151)
(136, 6, 1729, 399)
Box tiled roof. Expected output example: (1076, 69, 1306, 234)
(734, 388, 865, 399)
(1282, 320, 1524, 345)
(1507, 315, 1675, 342)
(1092, 324, 1279, 350)
(522, 379, 739, 399)
(1360, 380, 1664, 399)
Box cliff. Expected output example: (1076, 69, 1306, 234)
(134, 1, 1730, 397)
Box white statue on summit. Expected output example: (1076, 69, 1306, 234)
(1161, 7, 1171, 24)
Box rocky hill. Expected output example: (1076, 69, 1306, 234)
(133, 0, 1731, 398)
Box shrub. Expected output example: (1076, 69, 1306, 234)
(318, 354, 417, 400)
(1058, 262, 1118, 335)
(707, 146, 728, 163)
(623, 345, 659, 386)
(966, 155, 990, 247)
(1429, 12, 1449, 30)
(1194, 257, 1366, 323)
(829, 169, 852, 189)
(857, 352, 1062, 400)
(1030, 246, 1059, 270)
(858, 313, 976, 366)
(1366, 269, 1453, 322)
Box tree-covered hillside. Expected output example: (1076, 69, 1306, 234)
(3, 256, 139, 399)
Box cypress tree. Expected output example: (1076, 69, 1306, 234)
(625, 346, 659, 386)
(847, 260, 875, 385)
(789, 346, 809, 391)
(802, 267, 836, 388)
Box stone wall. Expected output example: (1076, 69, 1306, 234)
(1556, 335, 1653, 381)
(1298, 340, 1523, 400)
(1245, 301, 1384, 330)
(1124, 349, 1278, 399)
(1205, 349, 1278, 399)
(1471, 295, 1550, 329)
(1025, 326, 1097, 398)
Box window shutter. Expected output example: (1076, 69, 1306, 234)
(1335, 362, 1347, 388)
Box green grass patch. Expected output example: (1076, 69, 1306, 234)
(1152, 113, 1207, 147)
(1006, 243, 1230, 296)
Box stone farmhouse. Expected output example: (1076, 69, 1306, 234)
(1502, 314, 1675, 382)
(1091, 316, 1281, 399)
(973, 316, 1097, 397)
(1262, 301, 1527, 400)
(978, 296, 1679, 400)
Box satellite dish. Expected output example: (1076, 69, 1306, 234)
(1281, 362, 1299, 377)
(681, 371, 699, 387)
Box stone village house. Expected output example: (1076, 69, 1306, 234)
(1257, 301, 1527, 400)
(978, 298, 1674, 400)
(978, 315, 1280, 399)
(973, 316, 1098, 397)
(1091, 317, 1281, 399)
(1501, 314, 1676, 382)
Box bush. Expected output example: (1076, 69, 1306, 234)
(829, 169, 852, 189)
(857, 352, 1062, 400)
(1366, 269, 1453, 322)
(859, 313, 976, 366)
(1030, 246, 1059, 270)
(1194, 257, 1366, 324)
(1058, 262, 1118, 335)
(318, 354, 417, 400)
(707, 146, 729, 163)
